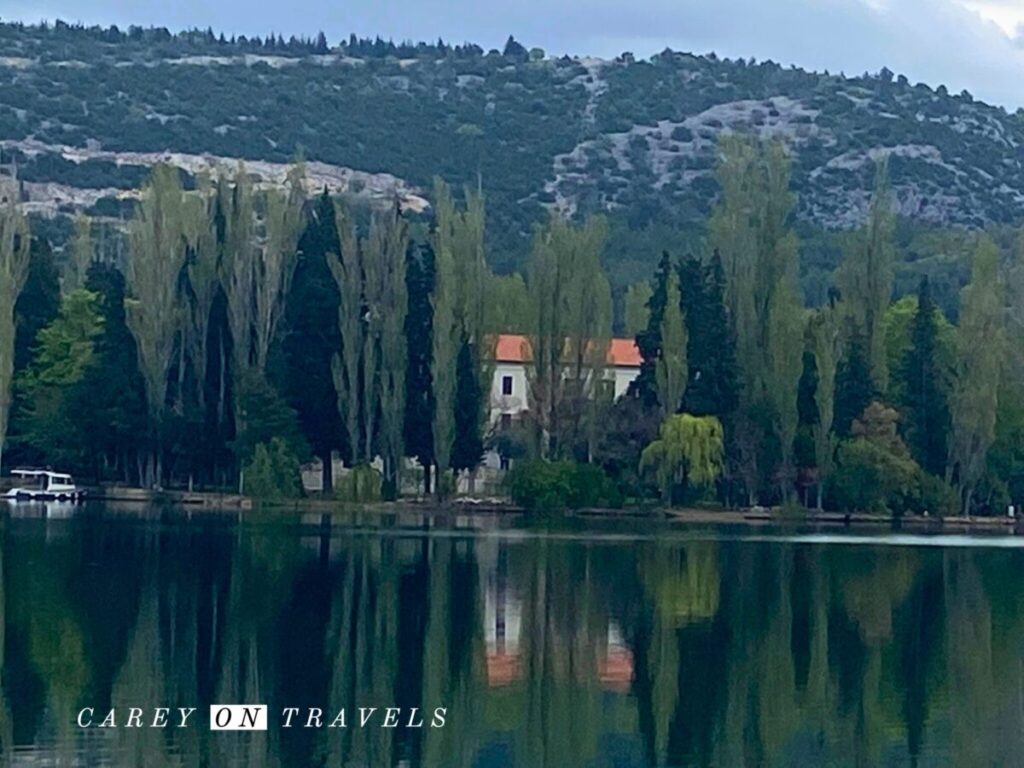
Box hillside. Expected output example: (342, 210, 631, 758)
(1, 21, 1022, 298)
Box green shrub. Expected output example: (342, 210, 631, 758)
(243, 438, 302, 503)
(506, 460, 621, 513)
(831, 438, 918, 513)
(911, 472, 959, 518)
(335, 464, 383, 504)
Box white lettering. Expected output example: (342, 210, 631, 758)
(77, 708, 94, 728)
(329, 709, 347, 728)
(359, 707, 378, 727)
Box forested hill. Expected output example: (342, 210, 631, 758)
(2, 20, 1023, 296)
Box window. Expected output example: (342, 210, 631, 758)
(500, 455, 510, 471)
(500, 413, 512, 430)
(501, 375, 514, 396)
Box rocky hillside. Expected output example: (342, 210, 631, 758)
(1, 21, 1022, 284)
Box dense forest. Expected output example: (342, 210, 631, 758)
(2, 20, 1024, 315)
(1, 127, 1022, 516)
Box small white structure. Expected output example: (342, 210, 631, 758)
(3, 469, 84, 502)
(484, 334, 642, 469)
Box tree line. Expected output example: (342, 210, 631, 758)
(0, 134, 1022, 513)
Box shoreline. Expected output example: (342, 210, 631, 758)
(77, 489, 1024, 535)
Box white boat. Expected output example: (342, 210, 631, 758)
(3, 469, 85, 502)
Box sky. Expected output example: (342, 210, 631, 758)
(2, 0, 1024, 109)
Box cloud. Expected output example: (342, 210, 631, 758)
(3, 0, 1024, 108)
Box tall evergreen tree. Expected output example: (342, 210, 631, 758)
(283, 190, 344, 489)
(681, 251, 738, 419)
(900, 276, 950, 477)
(451, 335, 484, 475)
(834, 323, 874, 437)
(404, 241, 436, 492)
(633, 250, 671, 406)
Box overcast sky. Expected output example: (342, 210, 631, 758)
(2, 0, 1024, 109)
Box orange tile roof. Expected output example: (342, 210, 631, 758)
(492, 334, 642, 368)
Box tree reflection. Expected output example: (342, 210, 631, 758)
(1, 515, 1023, 766)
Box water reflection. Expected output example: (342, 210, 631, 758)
(0, 508, 1022, 766)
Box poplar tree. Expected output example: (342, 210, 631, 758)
(430, 234, 458, 494)
(624, 281, 652, 337)
(218, 165, 257, 378)
(253, 164, 305, 371)
(124, 164, 192, 486)
(837, 159, 895, 392)
(64, 215, 93, 294)
(329, 204, 364, 465)
(182, 176, 218, 411)
(526, 214, 610, 459)
(655, 268, 687, 419)
(948, 237, 1004, 513)
(430, 179, 489, 490)
(374, 205, 409, 497)
(0, 199, 30, 471)
(709, 136, 802, 501)
(809, 306, 840, 509)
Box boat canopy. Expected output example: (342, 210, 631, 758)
(10, 469, 73, 483)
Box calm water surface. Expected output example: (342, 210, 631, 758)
(3, 503, 1024, 767)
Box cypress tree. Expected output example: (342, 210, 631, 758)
(633, 250, 671, 406)
(834, 323, 874, 437)
(900, 276, 950, 476)
(682, 251, 738, 419)
(282, 189, 344, 489)
(451, 334, 484, 474)
(404, 241, 435, 492)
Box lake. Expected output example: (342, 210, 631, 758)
(2, 503, 1023, 767)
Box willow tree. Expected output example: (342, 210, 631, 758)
(641, 413, 725, 505)
(0, 200, 30, 471)
(948, 237, 1004, 514)
(655, 268, 687, 419)
(374, 206, 409, 496)
(809, 306, 841, 510)
(329, 204, 364, 464)
(709, 136, 803, 501)
(526, 214, 610, 459)
(253, 164, 305, 371)
(124, 164, 192, 486)
(836, 159, 895, 392)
